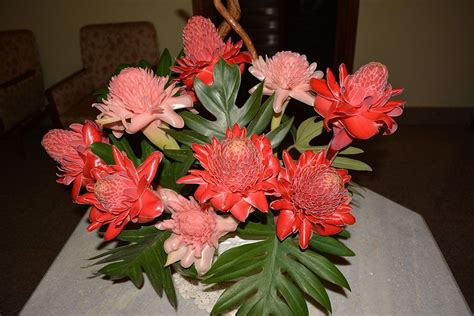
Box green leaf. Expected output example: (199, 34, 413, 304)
(162, 148, 193, 163)
(340, 146, 364, 155)
(109, 134, 140, 167)
(309, 235, 355, 257)
(139, 139, 158, 164)
(92, 227, 177, 308)
(137, 59, 152, 70)
(172, 263, 199, 279)
(156, 48, 172, 76)
(266, 116, 294, 148)
(338, 230, 351, 238)
(93, 87, 109, 102)
(164, 129, 210, 147)
(206, 215, 351, 315)
(176, 59, 270, 146)
(180, 111, 225, 138)
(89, 142, 115, 165)
(158, 150, 195, 192)
(294, 117, 324, 152)
(332, 156, 372, 171)
(287, 243, 350, 290)
(235, 82, 263, 127)
(114, 63, 131, 75)
(246, 93, 275, 136)
(193, 59, 240, 130)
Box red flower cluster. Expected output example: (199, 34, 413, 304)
(178, 124, 355, 248)
(272, 150, 355, 249)
(41, 121, 107, 201)
(76, 147, 164, 240)
(311, 62, 405, 160)
(178, 124, 280, 221)
(171, 16, 251, 99)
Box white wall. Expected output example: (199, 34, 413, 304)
(0, 0, 192, 88)
(354, 0, 474, 107)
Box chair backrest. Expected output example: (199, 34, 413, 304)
(0, 30, 42, 85)
(80, 22, 159, 87)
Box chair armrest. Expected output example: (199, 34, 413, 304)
(0, 70, 45, 133)
(0, 70, 37, 90)
(46, 69, 95, 122)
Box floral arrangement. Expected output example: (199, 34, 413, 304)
(42, 3, 404, 315)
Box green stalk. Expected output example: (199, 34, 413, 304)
(142, 124, 180, 150)
(270, 99, 289, 131)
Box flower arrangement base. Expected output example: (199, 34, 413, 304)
(173, 236, 255, 314)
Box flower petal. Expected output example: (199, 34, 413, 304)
(340, 116, 380, 139)
(230, 199, 253, 221)
(276, 210, 296, 241)
(298, 219, 312, 249)
(273, 89, 290, 113)
(289, 90, 315, 106)
(245, 191, 268, 212)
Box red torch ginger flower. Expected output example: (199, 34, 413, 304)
(94, 67, 193, 139)
(271, 150, 355, 249)
(156, 188, 238, 274)
(76, 147, 164, 240)
(177, 124, 280, 222)
(42, 121, 107, 200)
(249, 51, 323, 113)
(310, 62, 405, 160)
(171, 16, 251, 98)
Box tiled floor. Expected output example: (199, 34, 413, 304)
(0, 116, 472, 315)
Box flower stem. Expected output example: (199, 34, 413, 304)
(270, 100, 289, 131)
(142, 124, 180, 150)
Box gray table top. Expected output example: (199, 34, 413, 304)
(21, 189, 471, 316)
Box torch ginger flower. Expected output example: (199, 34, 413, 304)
(76, 147, 164, 240)
(156, 188, 238, 275)
(310, 62, 405, 160)
(271, 150, 355, 249)
(177, 124, 280, 222)
(41, 121, 107, 201)
(249, 51, 323, 115)
(94, 67, 193, 149)
(171, 16, 251, 98)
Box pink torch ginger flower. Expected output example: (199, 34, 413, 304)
(310, 62, 405, 160)
(76, 147, 164, 240)
(171, 16, 251, 98)
(156, 188, 238, 275)
(249, 51, 323, 113)
(42, 121, 107, 200)
(177, 124, 280, 222)
(271, 150, 355, 249)
(94, 67, 193, 148)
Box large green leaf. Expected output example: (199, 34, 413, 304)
(91, 226, 177, 308)
(204, 216, 353, 315)
(173, 59, 271, 145)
